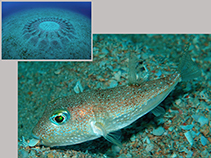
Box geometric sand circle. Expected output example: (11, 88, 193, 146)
(2, 8, 91, 59)
(22, 17, 78, 50)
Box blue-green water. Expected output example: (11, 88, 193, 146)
(18, 34, 211, 157)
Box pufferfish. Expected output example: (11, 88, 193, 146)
(31, 52, 200, 148)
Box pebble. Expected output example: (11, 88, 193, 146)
(145, 144, 154, 152)
(180, 125, 193, 130)
(28, 138, 39, 147)
(192, 115, 209, 126)
(168, 126, 174, 132)
(192, 114, 200, 121)
(186, 150, 193, 157)
(198, 116, 209, 127)
(100, 61, 106, 68)
(200, 149, 210, 157)
(126, 153, 133, 158)
(190, 131, 200, 138)
(112, 145, 121, 153)
(109, 80, 118, 88)
(143, 136, 151, 144)
(114, 71, 121, 81)
(170, 153, 177, 158)
(155, 70, 162, 77)
(19, 149, 29, 158)
(101, 47, 109, 54)
(184, 82, 192, 91)
(184, 131, 194, 146)
(175, 99, 182, 105)
(152, 127, 165, 136)
(200, 135, 208, 146)
(74, 81, 83, 93)
(54, 69, 61, 75)
(130, 135, 136, 142)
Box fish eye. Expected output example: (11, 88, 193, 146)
(49, 109, 70, 125)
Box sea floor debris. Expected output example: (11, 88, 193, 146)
(18, 34, 210, 157)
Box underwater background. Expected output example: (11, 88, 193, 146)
(18, 34, 210, 157)
(2, 2, 91, 19)
(2, 2, 91, 59)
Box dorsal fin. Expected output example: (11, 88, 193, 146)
(128, 53, 138, 85)
(178, 44, 201, 81)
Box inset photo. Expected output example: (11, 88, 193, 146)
(2, 2, 92, 60)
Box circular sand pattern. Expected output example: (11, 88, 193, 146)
(22, 17, 77, 50)
(2, 8, 91, 59)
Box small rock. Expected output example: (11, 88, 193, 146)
(198, 116, 209, 127)
(72, 155, 78, 158)
(152, 127, 165, 136)
(184, 82, 192, 91)
(192, 115, 209, 126)
(192, 114, 200, 121)
(109, 80, 118, 88)
(190, 131, 200, 138)
(170, 153, 177, 158)
(130, 135, 136, 142)
(100, 61, 106, 68)
(54, 69, 61, 75)
(28, 138, 39, 147)
(114, 71, 121, 81)
(19, 149, 28, 158)
(155, 70, 162, 77)
(142, 136, 151, 144)
(101, 47, 109, 54)
(145, 144, 154, 152)
(184, 131, 194, 146)
(200, 149, 210, 157)
(112, 145, 121, 153)
(168, 127, 174, 132)
(175, 99, 182, 105)
(186, 150, 193, 157)
(180, 125, 193, 130)
(200, 135, 208, 146)
(74, 81, 83, 93)
(125, 153, 132, 158)
(107, 65, 114, 71)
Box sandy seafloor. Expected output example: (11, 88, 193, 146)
(2, 5, 91, 60)
(18, 34, 211, 158)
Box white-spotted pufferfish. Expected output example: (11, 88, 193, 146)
(31, 52, 200, 147)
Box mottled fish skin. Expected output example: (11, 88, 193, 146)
(32, 72, 181, 147)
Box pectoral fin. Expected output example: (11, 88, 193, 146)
(91, 121, 123, 148)
(151, 106, 165, 117)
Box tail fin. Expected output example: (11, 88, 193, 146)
(178, 49, 201, 81)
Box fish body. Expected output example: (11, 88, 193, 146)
(32, 53, 200, 147)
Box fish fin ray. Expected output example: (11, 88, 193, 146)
(151, 106, 165, 117)
(104, 132, 123, 148)
(178, 45, 201, 81)
(92, 121, 123, 148)
(128, 53, 138, 85)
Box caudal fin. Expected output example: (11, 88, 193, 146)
(178, 50, 201, 81)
